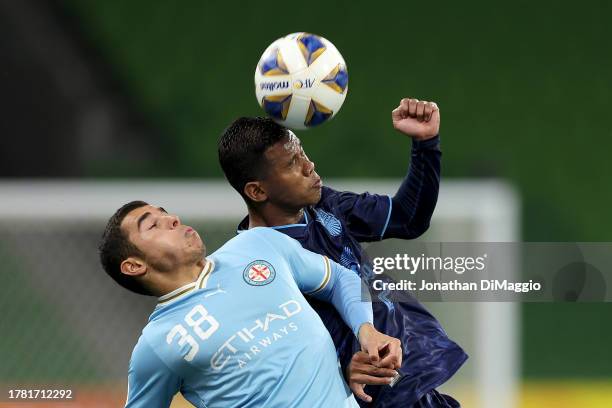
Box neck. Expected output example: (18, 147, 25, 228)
(248, 203, 304, 228)
(154, 258, 207, 297)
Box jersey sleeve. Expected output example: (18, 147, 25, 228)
(125, 337, 181, 408)
(323, 187, 392, 242)
(261, 229, 373, 337)
(383, 135, 441, 239)
(322, 136, 441, 242)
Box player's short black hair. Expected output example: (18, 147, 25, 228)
(218, 116, 289, 203)
(99, 200, 153, 296)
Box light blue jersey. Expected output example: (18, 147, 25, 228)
(125, 227, 373, 408)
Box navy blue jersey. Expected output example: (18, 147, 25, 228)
(237, 136, 467, 407)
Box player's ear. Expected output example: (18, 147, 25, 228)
(244, 181, 268, 203)
(120, 257, 147, 277)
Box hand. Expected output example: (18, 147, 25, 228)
(347, 351, 399, 403)
(357, 323, 402, 369)
(391, 97, 440, 140)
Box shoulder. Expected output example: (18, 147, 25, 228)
(139, 319, 171, 353)
(132, 319, 188, 375)
(248, 227, 297, 246)
(247, 228, 308, 261)
(318, 186, 342, 207)
(318, 186, 376, 211)
(131, 333, 153, 357)
(130, 333, 165, 372)
(215, 227, 270, 250)
(219, 227, 296, 253)
(234, 226, 288, 241)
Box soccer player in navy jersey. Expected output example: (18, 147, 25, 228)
(218, 98, 468, 407)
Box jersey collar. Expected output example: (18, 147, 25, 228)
(156, 259, 215, 306)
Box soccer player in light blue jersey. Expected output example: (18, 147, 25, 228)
(98, 201, 402, 408)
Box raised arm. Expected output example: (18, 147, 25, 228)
(384, 97, 441, 239)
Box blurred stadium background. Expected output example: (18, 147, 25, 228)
(1, 0, 611, 407)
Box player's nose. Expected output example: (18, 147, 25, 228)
(304, 157, 315, 175)
(166, 214, 181, 229)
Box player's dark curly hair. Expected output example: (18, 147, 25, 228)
(98, 200, 153, 296)
(218, 117, 289, 203)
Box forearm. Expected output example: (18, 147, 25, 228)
(311, 260, 373, 338)
(387, 135, 441, 238)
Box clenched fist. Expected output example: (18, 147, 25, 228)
(392, 97, 440, 140)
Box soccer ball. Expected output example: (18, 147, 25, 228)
(254, 32, 348, 130)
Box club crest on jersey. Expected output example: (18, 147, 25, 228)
(243, 260, 276, 286)
(315, 209, 342, 236)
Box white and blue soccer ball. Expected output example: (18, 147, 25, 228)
(254, 32, 348, 130)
